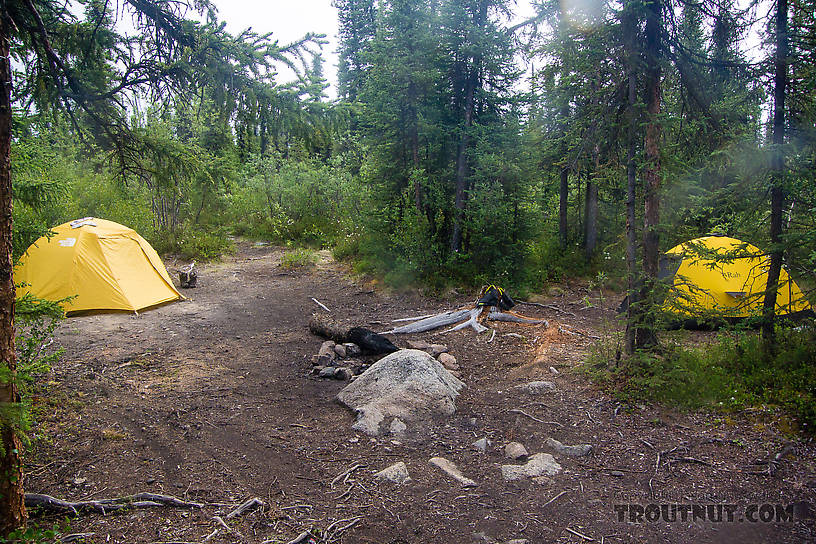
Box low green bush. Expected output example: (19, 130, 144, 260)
(586, 324, 816, 433)
(280, 248, 318, 269)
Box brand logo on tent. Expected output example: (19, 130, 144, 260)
(58, 238, 77, 247)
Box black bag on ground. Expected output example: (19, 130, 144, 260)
(476, 285, 515, 311)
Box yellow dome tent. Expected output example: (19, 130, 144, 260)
(15, 218, 182, 314)
(663, 235, 812, 319)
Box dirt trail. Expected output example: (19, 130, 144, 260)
(26, 242, 815, 543)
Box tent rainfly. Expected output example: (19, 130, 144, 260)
(15, 218, 182, 314)
(662, 235, 812, 320)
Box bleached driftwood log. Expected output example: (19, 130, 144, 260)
(388, 306, 547, 335)
(441, 307, 487, 333)
(386, 309, 473, 334)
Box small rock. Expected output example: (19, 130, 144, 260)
(343, 343, 362, 357)
(438, 353, 459, 370)
(427, 344, 449, 358)
(501, 453, 562, 481)
(72, 477, 87, 486)
(406, 340, 448, 358)
(472, 437, 489, 452)
(429, 456, 477, 487)
(318, 367, 336, 378)
(334, 344, 347, 358)
(406, 339, 432, 350)
(318, 341, 336, 365)
(610, 470, 625, 477)
(546, 437, 593, 457)
(390, 418, 407, 435)
(311, 365, 325, 375)
(375, 462, 411, 484)
(549, 366, 559, 374)
(514, 381, 556, 394)
(504, 442, 529, 460)
(334, 367, 353, 381)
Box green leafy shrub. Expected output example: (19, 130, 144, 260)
(280, 248, 318, 269)
(588, 324, 816, 433)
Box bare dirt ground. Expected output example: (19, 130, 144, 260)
(25, 241, 816, 543)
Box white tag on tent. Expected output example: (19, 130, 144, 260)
(70, 217, 97, 229)
(58, 238, 77, 247)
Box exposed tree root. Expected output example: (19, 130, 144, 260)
(487, 309, 547, 326)
(25, 492, 204, 515)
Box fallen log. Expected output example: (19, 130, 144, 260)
(309, 314, 347, 343)
(308, 315, 398, 354)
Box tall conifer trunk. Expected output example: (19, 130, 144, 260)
(451, 0, 488, 253)
(762, 0, 788, 348)
(451, 59, 478, 253)
(584, 146, 599, 261)
(622, 0, 639, 354)
(0, 8, 27, 534)
(559, 167, 569, 247)
(638, 0, 662, 349)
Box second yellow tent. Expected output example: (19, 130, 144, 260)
(663, 235, 811, 319)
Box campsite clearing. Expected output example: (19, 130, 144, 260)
(26, 242, 816, 543)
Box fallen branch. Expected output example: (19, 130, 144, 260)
(558, 325, 600, 340)
(565, 527, 594, 541)
(225, 497, 264, 519)
(213, 515, 242, 538)
(311, 298, 331, 312)
(509, 409, 564, 427)
(666, 456, 711, 467)
(60, 534, 95, 543)
(331, 464, 366, 488)
(749, 444, 794, 476)
(279, 531, 315, 544)
(25, 492, 203, 515)
(542, 490, 569, 508)
(516, 300, 577, 317)
(324, 516, 363, 540)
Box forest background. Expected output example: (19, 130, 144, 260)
(6, 0, 816, 489)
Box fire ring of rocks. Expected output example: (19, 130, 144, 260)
(310, 339, 459, 381)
